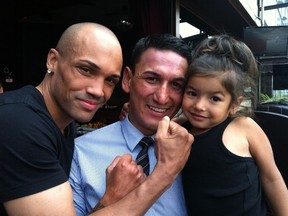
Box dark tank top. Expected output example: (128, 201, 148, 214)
(182, 118, 267, 216)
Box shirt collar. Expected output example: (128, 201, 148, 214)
(121, 116, 155, 151)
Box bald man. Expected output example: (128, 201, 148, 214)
(0, 23, 192, 216)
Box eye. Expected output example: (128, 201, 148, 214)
(185, 89, 197, 97)
(211, 96, 221, 102)
(172, 81, 185, 91)
(79, 67, 91, 75)
(144, 76, 158, 84)
(105, 77, 120, 87)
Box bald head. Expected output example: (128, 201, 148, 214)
(56, 22, 121, 58)
(41, 22, 123, 125)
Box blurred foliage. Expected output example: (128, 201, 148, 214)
(260, 93, 288, 104)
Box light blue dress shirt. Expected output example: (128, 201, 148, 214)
(69, 116, 187, 216)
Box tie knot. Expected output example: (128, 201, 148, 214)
(138, 136, 154, 148)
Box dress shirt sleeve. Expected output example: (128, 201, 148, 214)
(69, 149, 87, 216)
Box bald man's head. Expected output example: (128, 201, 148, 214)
(56, 22, 121, 58)
(41, 22, 123, 125)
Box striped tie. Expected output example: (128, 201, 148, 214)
(136, 136, 154, 176)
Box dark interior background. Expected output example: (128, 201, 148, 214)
(0, 0, 257, 124)
(0, 0, 256, 89)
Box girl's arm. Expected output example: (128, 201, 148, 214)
(246, 118, 288, 216)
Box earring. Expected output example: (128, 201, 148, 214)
(47, 69, 52, 74)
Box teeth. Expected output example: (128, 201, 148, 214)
(149, 106, 166, 113)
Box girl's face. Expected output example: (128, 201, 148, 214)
(182, 75, 238, 135)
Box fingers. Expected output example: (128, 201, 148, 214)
(153, 116, 194, 179)
(168, 120, 184, 136)
(104, 154, 146, 204)
(119, 102, 129, 120)
(124, 102, 129, 110)
(119, 109, 128, 120)
(126, 163, 146, 181)
(106, 154, 132, 173)
(155, 115, 186, 140)
(107, 154, 144, 179)
(106, 156, 121, 173)
(121, 159, 145, 179)
(156, 116, 170, 136)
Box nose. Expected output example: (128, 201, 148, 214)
(153, 83, 170, 104)
(194, 97, 206, 111)
(86, 79, 105, 98)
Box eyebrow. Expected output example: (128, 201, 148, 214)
(186, 85, 225, 95)
(79, 59, 121, 78)
(173, 77, 186, 83)
(143, 71, 186, 82)
(110, 74, 122, 80)
(79, 59, 101, 70)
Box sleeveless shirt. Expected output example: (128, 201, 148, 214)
(182, 118, 267, 216)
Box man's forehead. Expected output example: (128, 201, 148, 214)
(137, 70, 186, 82)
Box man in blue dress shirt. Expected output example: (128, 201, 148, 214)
(69, 34, 193, 215)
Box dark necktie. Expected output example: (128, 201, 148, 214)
(136, 136, 154, 176)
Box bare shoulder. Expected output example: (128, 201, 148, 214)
(223, 117, 251, 157)
(228, 116, 265, 136)
(231, 116, 272, 157)
(229, 116, 268, 143)
(230, 116, 257, 127)
(223, 116, 267, 157)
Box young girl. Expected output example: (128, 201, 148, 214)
(181, 34, 288, 215)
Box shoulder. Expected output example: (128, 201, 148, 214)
(75, 121, 122, 145)
(0, 86, 48, 125)
(1, 103, 57, 141)
(228, 116, 259, 131)
(0, 85, 41, 104)
(227, 116, 265, 142)
(227, 116, 271, 156)
(0, 108, 54, 140)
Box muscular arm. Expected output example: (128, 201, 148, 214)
(4, 182, 76, 216)
(4, 156, 144, 216)
(4, 116, 192, 216)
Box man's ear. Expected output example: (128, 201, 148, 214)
(122, 66, 133, 94)
(46, 48, 58, 71)
(230, 96, 244, 115)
